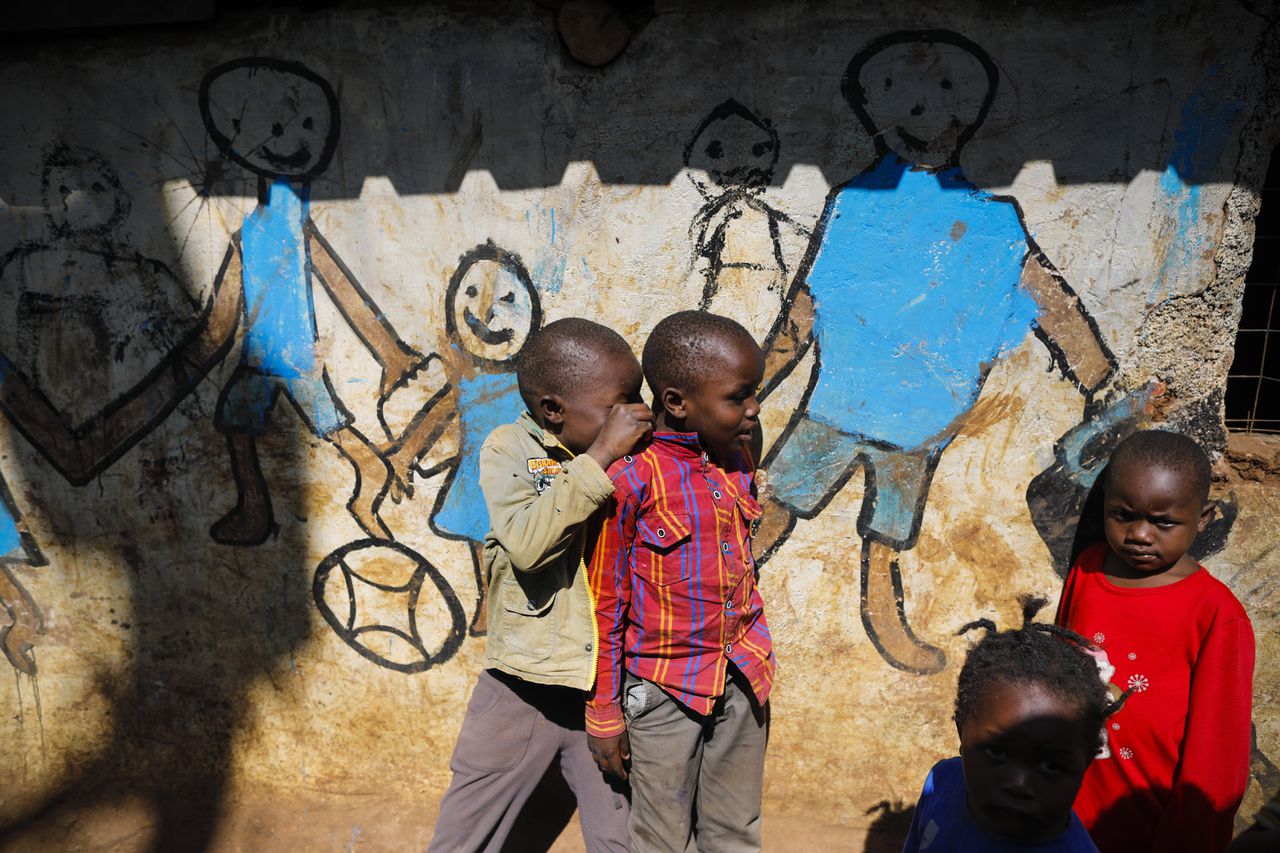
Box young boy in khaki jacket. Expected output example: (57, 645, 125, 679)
(428, 318, 652, 853)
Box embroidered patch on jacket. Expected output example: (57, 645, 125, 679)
(527, 457, 563, 493)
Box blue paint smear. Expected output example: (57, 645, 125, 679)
(805, 155, 1036, 449)
(432, 367, 526, 541)
(550, 208, 556, 245)
(240, 179, 317, 379)
(533, 253, 567, 294)
(0, 500, 21, 560)
(1151, 68, 1245, 301)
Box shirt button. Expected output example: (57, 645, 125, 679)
(657, 528, 666, 539)
(585, 643, 593, 652)
(721, 542, 730, 552)
(624, 455, 634, 463)
(725, 600, 733, 610)
(724, 643, 733, 654)
(713, 490, 723, 500)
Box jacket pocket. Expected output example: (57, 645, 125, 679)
(634, 511, 692, 586)
(499, 576, 559, 660)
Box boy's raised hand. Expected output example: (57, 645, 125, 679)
(586, 404, 653, 471)
(588, 731, 631, 781)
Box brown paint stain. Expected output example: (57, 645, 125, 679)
(955, 392, 1025, 440)
(949, 220, 967, 241)
(946, 515, 1021, 577)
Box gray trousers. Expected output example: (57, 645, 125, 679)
(624, 668, 769, 853)
(428, 669, 630, 853)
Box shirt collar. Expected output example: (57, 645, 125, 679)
(651, 431, 708, 461)
(518, 410, 573, 456)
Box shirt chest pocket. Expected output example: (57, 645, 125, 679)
(633, 511, 692, 586)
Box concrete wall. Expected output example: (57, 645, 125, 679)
(0, 1, 1278, 848)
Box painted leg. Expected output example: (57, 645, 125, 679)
(750, 497, 796, 567)
(210, 433, 276, 546)
(332, 427, 393, 541)
(469, 541, 488, 638)
(860, 538, 945, 675)
(0, 565, 44, 675)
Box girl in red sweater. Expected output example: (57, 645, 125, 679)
(1056, 430, 1254, 853)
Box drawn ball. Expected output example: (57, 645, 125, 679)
(313, 540, 466, 674)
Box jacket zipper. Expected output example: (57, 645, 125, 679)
(581, 541, 600, 688)
(557, 440, 600, 688)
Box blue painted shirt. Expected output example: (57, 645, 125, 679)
(804, 155, 1036, 450)
(433, 367, 527, 542)
(904, 758, 1099, 852)
(240, 179, 317, 379)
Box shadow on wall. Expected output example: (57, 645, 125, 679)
(0, 0, 1268, 204)
(863, 799, 916, 853)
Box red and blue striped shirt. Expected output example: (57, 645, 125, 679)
(585, 432, 776, 737)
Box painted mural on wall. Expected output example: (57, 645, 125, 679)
(685, 99, 810, 343)
(0, 476, 45, 676)
(0, 0, 1272, 843)
(0, 35, 1243, 679)
(751, 31, 1117, 674)
(198, 57, 426, 547)
(316, 240, 543, 669)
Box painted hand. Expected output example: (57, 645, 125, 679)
(381, 348, 431, 400)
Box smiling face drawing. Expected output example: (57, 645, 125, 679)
(444, 243, 541, 366)
(845, 31, 997, 166)
(200, 58, 340, 180)
(685, 100, 779, 190)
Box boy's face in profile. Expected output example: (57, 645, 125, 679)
(673, 335, 763, 458)
(958, 681, 1094, 843)
(554, 349, 644, 455)
(1102, 461, 1212, 582)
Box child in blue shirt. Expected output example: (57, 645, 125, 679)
(904, 596, 1127, 852)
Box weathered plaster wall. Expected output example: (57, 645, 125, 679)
(0, 1, 1278, 848)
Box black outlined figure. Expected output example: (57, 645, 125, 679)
(0, 144, 212, 482)
(0, 474, 46, 675)
(753, 31, 1116, 674)
(198, 58, 426, 546)
(685, 99, 809, 342)
(313, 539, 466, 674)
(376, 242, 542, 639)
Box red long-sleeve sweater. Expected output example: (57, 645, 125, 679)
(1056, 542, 1255, 853)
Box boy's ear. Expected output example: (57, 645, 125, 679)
(659, 386, 687, 419)
(538, 394, 565, 430)
(1197, 500, 1216, 534)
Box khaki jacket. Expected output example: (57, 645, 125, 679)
(479, 411, 614, 690)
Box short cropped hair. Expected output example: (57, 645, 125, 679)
(516, 318, 634, 413)
(1105, 429, 1212, 504)
(955, 595, 1128, 753)
(641, 310, 755, 396)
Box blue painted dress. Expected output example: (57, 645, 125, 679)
(432, 369, 526, 542)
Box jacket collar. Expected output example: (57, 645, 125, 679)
(518, 410, 573, 455)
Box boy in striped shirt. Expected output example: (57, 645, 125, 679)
(586, 311, 776, 852)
